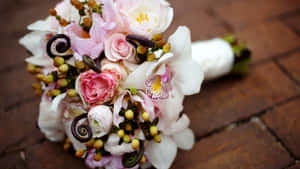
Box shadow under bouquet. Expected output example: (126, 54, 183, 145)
(19, 0, 251, 168)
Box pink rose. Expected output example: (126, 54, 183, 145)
(101, 59, 128, 81)
(105, 33, 136, 62)
(78, 70, 118, 105)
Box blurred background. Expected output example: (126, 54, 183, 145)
(1, 0, 300, 169)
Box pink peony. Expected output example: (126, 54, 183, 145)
(78, 70, 118, 105)
(105, 33, 136, 62)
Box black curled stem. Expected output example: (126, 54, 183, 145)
(71, 113, 93, 143)
(46, 34, 72, 59)
(122, 141, 144, 168)
(126, 34, 156, 48)
(82, 55, 101, 73)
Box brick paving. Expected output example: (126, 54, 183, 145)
(0, 0, 300, 169)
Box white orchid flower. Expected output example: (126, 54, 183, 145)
(122, 26, 202, 169)
(38, 93, 66, 142)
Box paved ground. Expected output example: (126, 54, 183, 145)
(1, 0, 300, 168)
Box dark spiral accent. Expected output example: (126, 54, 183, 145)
(122, 141, 144, 168)
(46, 34, 72, 59)
(82, 55, 101, 73)
(126, 34, 156, 48)
(71, 113, 93, 143)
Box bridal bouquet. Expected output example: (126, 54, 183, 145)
(19, 0, 250, 168)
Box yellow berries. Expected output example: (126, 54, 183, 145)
(75, 149, 85, 158)
(83, 17, 92, 27)
(34, 89, 43, 96)
(154, 135, 161, 143)
(152, 34, 163, 41)
(35, 73, 45, 81)
(51, 89, 61, 96)
(67, 89, 77, 97)
(59, 18, 68, 27)
(142, 112, 149, 121)
(147, 53, 156, 62)
(163, 43, 171, 53)
(32, 83, 42, 90)
(88, 0, 97, 8)
(118, 129, 125, 138)
(75, 60, 85, 70)
(54, 56, 65, 67)
(157, 40, 166, 47)
(123, 135, 131, 143)
(85, 138, 95, 147)
(131, 139, 140, 149)
(71, 0, 83, 9)
(94, 153, 102, 161)
(125, 110, 134, 120)
(125, 123, 132, 131)
(140, 155, 146, 164)
(137, 46, 147, 54)
(49, 8, 57, 16)
(63, 143, 71, 151)
(57, 79, 68, 87)
(58, 64, 69, 73)
(150, 126, 158, 136)
(93, 139, 103, 150)
(43, 75, 54, 84)
(27, 64, 36, 73)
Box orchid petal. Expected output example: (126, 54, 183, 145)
(104, 134, 135, 155)
(122, 62, 153, 89)
(146, 135, 177, 169)
(163, 114, 190, 135)
(27, 17, 58, 32)
(156, 88, 184, 130)
(19, 31, 47, 56)
(172, 128, 195, 150)
(25, 56, 53, 67)
(168, 26, 204, 95)
(38, 96, 65, 142)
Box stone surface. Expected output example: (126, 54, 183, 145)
(0, 64, 36, 111)
(282, 13, 300, 34)
(185, 62, 300, 137)
(262, 97, 300, 158)
(0, 151, 28, 169)
(26, 141, 86, 169)
(289, 164, 300, 169)
(0, 99, 43, 154)
(1, 0, 300, 168)
(172, 123, 293, 169)
(213, 0, 300, 30)
(166, 4, 229, 40)
(278, 52, 300, 83)
(235, 21, 300, 63)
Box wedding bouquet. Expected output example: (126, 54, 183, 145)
(19, 0, 250, 168)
